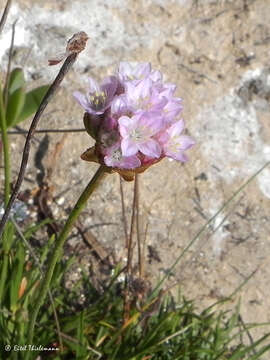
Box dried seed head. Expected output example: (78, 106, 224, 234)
(66, 31, 89, 54)
(48, 31, 89, 66)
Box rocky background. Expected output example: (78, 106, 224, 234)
(1, 0, 270, 337)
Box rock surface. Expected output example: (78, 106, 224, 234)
(1, 0, 270, 339)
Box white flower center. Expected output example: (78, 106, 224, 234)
(130, 125, 149, 142)
(112, 149, 122, 161)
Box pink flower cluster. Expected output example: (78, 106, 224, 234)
(74, 62, 195, 170)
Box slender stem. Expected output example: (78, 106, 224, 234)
(135, 174, 143, 278)
(0, 248, 9, 306)
(0, 81, 11, 309)
(127, 177, 137, 277)
(0, 82, 10, 205)
(119, 176, 128, 247)
(8, 128, 85, 135)
(0, 222, 13, 305)
(25, 165, 106, 357)
(0, 52, 78, 239)
(4, 19, 17, 106)
(123, 177, 137, 322)
(0, 0, 12, 37)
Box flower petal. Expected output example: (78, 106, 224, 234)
(138, 112, 164, 135)
(111, 96, 129, 116)
(88, 77, 100, 93)
(134, 77, 152, 100)
(120, 155, 141, 169)
(178, 135, 196, 150)
(168, 151, 188, 162)
(73, 91, 89, 108)
(101, 76, 118, 100)
(121, 138, 138, 156)
(138, 139, 161, 158)
(118, 116, 134, 137)
(118, 62, 133, 78)
(133, 62, 151, 80)
(167, 119, 185, 137)
(150, 70, 162, 82)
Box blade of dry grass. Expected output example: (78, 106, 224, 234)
(0, 0, 12, 37)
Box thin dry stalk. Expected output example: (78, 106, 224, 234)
(119, 176, 128, 247)
(135, 174, 143, 277)
(0, 32, 88, 239)
(142, 220, 149, 277)
(8, 128, 85, 135)
(4, 19, 17, 106)
(0, 0, 12, 36)
(123, 176, 137, 322)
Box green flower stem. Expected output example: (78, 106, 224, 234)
(25, 165, 107, 356)
(0, 83, 10, 205)
(0, 84, 11, 306)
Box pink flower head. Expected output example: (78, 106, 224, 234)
(75, 61, 195, 177)
(160, 119, 195, 162)
(119, 112, 163, 158)
(74, 76, 118, 115)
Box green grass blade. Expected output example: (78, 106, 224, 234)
(9, 241, 25, 312)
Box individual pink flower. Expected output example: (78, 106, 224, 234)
(118, 62, 163, 85)
(119, 112, 163, 158)
(104, 142, 141, 169)
(160, 119, 195, 162)
(162, 98, 183, 124)
(118, 62, 152, 83)
(74, 76, 118, 115)
(124, 79, 167, 113)
(149, 69, 162, 82)
(155, 82, 183, 123)
(110, 95, 131, 117)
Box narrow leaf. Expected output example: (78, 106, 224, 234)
(16, 85, 49, 124)
(7, 68, 25, 94)
(6, 87, 26, 127)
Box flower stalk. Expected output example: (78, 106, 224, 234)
(0, 83, 10, 205)
(25, 165, 107, 356)
(0, 31, 89, 240)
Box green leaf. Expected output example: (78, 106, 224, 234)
(76, 312, 84, 358)
(6, 87, 26, 127)
(7, 68, 25, 94)
(9, 241, 25, 312)
(16, 85, 49, 124)
(5, 68, 26, 128)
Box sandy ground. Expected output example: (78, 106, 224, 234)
(1, 0, 270, 345)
